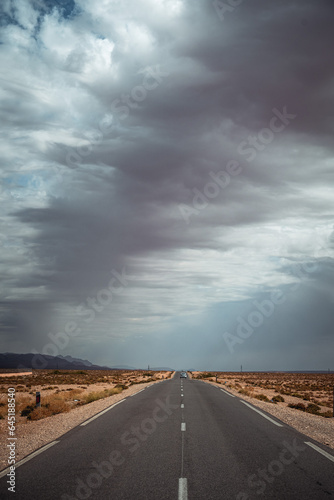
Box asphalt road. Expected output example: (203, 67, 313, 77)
(1, 373, 333, 499)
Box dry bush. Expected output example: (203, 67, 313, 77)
(42, 391, 82, 406)
(321, 411, 333, 418)
(288, 402, 306, 411)
(28, 407, 53, 420)
(82, 386, 123, 404)
(16, 395, 35, 413)
(58, 389, 83, 401)
(238, 388, 252, 396)
(272, 395, 285, 403)
(254, 394, 270, 402)
(45, 399, 70, 415)
(306, 403, 321, 415)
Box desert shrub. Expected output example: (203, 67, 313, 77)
(45, 399, 70, 415)
(21, 404, 35, 417)
(305, 403, 321, 415)
(16, 395, 34, 413)
(255, 394, 270, 402)
(67, 388, 83, 397)
(272, 395, 285, 403)
(320, 411, 333, 418)
(291, 393, 304, 399)
(82, 386, 123, 404)
(48, 389, 83, 402)
(114, 384, 127, 390)
(196, 372, 214, 379)
(109, 387, 123, 395)
(83, 392, 105, 404)
(28, 407, 53, 420)
(238, 388, 251, 396)
(288, 403, 306, 411)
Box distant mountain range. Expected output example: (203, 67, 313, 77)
(0, 353, 174, 371)
(0, 352, 110, 370)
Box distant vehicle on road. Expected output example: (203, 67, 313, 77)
(180, 371, 187, 378)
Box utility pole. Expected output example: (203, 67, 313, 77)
(241, 365, 242, 372)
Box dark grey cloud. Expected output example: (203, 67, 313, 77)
(0, 0, 333, 369)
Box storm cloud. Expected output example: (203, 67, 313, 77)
(0, 0, 333, 370)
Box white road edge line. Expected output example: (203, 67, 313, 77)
(80, 399, 126, 426)
(178, 478, 188, 500)
(130, 388, 145, 396)
(305, 442, 334, 462)
(181, 422, 186, 431)
(220, 388, 235, 397)
(240, 401, 283, 427)
(0, 441, 59, 478)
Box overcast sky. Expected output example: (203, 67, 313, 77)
(1, 0, 334, 371)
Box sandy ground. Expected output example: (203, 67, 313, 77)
(191, 371, 333, 414)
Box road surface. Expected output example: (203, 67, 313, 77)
(1, 373, 333, 499)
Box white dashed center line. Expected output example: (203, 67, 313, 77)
(178, 478, 188, 500)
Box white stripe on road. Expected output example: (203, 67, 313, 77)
(305, 442, 334, 462)
(80, 399, 126, 426)
(0, 441, 59, 478)
(181, 403, 184, 408)
(178, 478, 188, 500)
(220, 388, 235, 397)
(130, 388, 145, 396)
(240, 401, 283, 427)
(181, 422, 186, 431)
